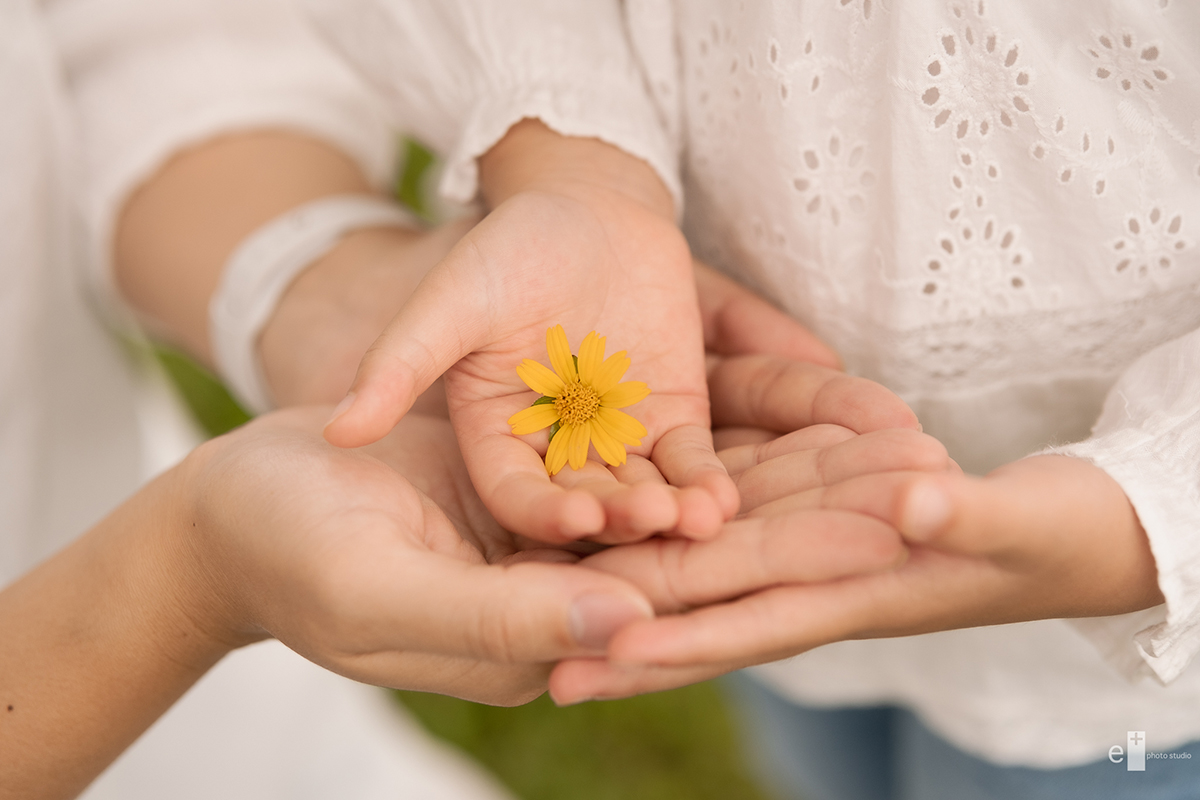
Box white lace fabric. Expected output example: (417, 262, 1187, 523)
(303, 0, 683, 210)
(309, 0, 1200, 766)
(46, 0, 398, 305)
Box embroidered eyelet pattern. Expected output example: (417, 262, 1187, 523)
(919, 197, 1037, 320)
(836, 0, 875, 23)
(1088, 31, 1171, 95)
(1111, 207, 1191, 282)
(670, 0, 1200, 398)
(920, 1, 1032, 138)
(792, 132, 876, 226)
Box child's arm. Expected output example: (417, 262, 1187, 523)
(546, 332, 1190, 701)
(0, 409, 651, 799)
(550, 452, 1162, 703)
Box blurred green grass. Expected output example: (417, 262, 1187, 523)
(398, 684, 769, 800)
(151, 137, 771, 800)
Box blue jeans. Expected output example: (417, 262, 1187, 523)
(723, 673, 1200, 800)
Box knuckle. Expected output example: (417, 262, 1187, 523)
(469, 603, 521, 663)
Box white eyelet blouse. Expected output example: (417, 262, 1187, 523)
(303, 0, 1200, 767)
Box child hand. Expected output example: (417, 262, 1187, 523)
(549, 454, 1162, 703)
(324, 123, 738, 543)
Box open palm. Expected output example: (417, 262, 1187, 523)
(189, 407, 651, 705)
(324, 187, 738, 542)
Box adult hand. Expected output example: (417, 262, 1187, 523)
(0, 406, 654, 798)
(325, 121, 739, 543)
(181, 407, 653, 705)
(549, 453, 1160, 703)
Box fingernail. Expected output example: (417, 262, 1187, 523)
(324, 393, 356, 429)
(569, 594, 652, 651)
(903, 482, 951, 542)
(552, 693, 595, 707)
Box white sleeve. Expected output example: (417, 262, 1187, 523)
(44, 0, 396, 296)
(301, 0, 681, 211)
(1055, 327, 1200, 685)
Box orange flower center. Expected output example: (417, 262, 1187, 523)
(555, 380, 601, 427)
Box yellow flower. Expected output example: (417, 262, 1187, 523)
(508, 325, 651, 475)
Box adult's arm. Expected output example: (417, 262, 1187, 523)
(54, 0, 452, 408)
(0, 409, 652, 800)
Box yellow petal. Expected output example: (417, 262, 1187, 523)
(508, 403, 561, 435)
(592, 351, 630, 396)
(589, 417, 627, 466)
(568, 420, 592, 470)
(546, 325, 576, 384)
(515, 359, 564, 397)
(595, 406, 647, 446)
(600, 381, 650, 409)
(545, 423, 572, 475)
(576, 331, 605, 384)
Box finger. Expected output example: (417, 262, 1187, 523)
(608, 453, 668, 485)
(785, 469, 1016, 557)
(604, 540, 1029, 668)
(651, 424, 741, 538)
(469, 431, 608, 541)
(693, 261, 841, 368)
(324, 249, 491, 448)
(334, 650, 551, 707)
(718, 424, 855, 475)
(606, 580, 885, 667)
(796, 471, 989, 555)
(553, 462, 680, 543)
(316, 541, 656, 663)
(819, 456, 1149, 569)
(548, 657, 733, 705)
(733, 429, 951, 512)
(709, 355, 919, 434)
(580, 510, 906, 613)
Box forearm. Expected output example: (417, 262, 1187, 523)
(114, 131, 382, 362)
(113, 131, 444, 407)
(0, 471, 229, 800)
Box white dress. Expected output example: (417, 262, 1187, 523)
(2, 2, 512, 797)
(304, 0, 1200, 767)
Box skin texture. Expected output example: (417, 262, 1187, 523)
(105, 122, 1163, 760)
(323, 120, 743, 543)
(546, 414, 1163, 705)
(0, 410, 654, 800)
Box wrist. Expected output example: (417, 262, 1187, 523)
(259, 226, 418, 407)
(136, 459, 248, 663)
(259, 218, 472, 408)
(479, 119, 675, 220)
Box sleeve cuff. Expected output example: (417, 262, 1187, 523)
(1054, 414, 1200, 684)
(440, 85, 683, 219)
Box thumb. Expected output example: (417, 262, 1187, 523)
(821, 471, 1008, 556)
(363, 556, 657, 662)
(323, 263, 487, 448)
